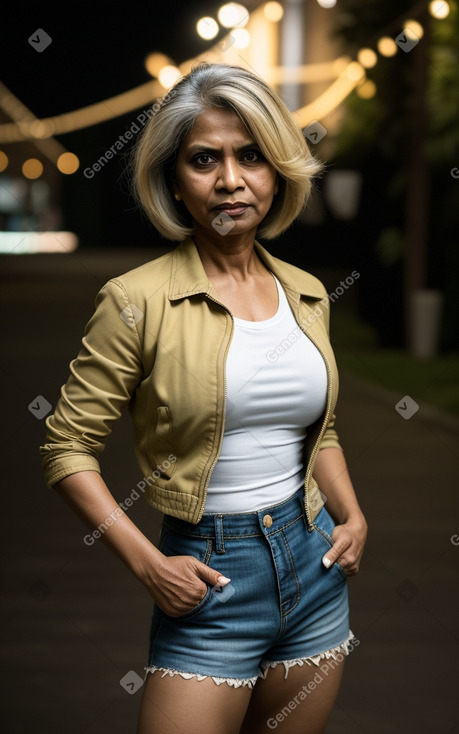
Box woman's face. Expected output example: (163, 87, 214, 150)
(173, 107, 279, 241)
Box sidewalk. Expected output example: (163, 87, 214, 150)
(1, 250, 458, 733)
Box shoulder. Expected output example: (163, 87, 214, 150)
(102, 247, 176, 300)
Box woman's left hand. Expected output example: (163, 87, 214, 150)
(322, 515, 368, 577)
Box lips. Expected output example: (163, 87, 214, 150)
(214, 202, 250, 215)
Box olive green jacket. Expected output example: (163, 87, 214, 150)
(40, 236, 342, 525)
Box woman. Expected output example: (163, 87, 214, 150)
(40, 62, 367, 734)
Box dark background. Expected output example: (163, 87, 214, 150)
(1, 3, 459, 733)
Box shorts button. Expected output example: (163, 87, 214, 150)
(263, 514, 273, 528)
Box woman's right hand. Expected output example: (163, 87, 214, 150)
(146, 553, 231, 617)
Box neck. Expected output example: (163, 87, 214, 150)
(192, 228, 263, 279)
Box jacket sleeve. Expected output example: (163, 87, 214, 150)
(318, 413, 342, 451)
(39, 279, 144, 488)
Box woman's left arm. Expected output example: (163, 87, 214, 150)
(313, 446, 368, 576)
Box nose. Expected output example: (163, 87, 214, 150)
(216, 156, 244, 192)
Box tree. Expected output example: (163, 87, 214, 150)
(328, 0, 459, 350)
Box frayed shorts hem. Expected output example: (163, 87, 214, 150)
(143, 665, 259, 688)
(259, 630, 356, 680)
(144, 631, 356, 688)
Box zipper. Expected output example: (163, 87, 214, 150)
(194, 289, 332, 525)
(295, 297, 333, 531)
(196, 293, 234, 523)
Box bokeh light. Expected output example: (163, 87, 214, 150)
(22, 158, 43, 179)
(263, 2, 284, 22)
(158, 65, 182, 89)
(345, 61, 365, 82)
(197, 17, 219, 40)
(145, 52, 173, 78)
(377, 36, 398, 57)
(333, 56, 352, 74)
(231, 28, 251, 49)
(429, 1, 450, 18)
(57, 152, 80, 175)
(403, 19, 424, 39)
(0, 150, 8, 172)
(357, 48, 378, 69)
(357, 79, 377, 99)
(218, 3, 249, 28)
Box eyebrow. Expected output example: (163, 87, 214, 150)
(185, 141, 260, 155)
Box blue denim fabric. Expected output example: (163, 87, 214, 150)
(146, 488, 351, 685)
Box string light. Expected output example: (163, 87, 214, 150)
(230, 28, 251, 49)
(57, 152, 80, 174)
(403, 19, 424, 39)
(22, 158, 43, 179)
(344, 62, 365, 82)
(377, 36, 398, 57)
(218, 3, 249, 28)
(357, 48, 378, 69)
(157, 65, 182, 89)
(0, 150, 8, 172)
(357, 79, 377, 99)
(196, 17, 219, 40)
(145, 52, 173, 77)
(263, 2, 284, 22)
(429, 1, 450, 18)
(0, 1, 453, 180)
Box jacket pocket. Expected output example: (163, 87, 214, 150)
(152, 406, 177, 479)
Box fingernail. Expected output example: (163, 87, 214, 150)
(322, 557, 331, 568)
(217, 575, 231, 585)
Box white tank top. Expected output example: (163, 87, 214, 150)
(204, 275, 328, 513)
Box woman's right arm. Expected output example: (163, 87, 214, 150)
(53, 470, 229, 616)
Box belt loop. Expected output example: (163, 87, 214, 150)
(214, 515, 225, 554)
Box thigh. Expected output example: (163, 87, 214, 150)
(136, 669, 252, 734)
(240, 656, 345, 734)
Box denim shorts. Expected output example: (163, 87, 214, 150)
(145, 488, 353, 688)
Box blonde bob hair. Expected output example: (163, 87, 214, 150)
(131, 62, 322, 241)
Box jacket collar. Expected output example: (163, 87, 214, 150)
(168, 236, 325, 301)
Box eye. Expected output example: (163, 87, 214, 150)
(242, 149, 263, 163)
(192, 153, 215, 167)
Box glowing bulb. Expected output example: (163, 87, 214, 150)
(333, 56, 351, 74)
(0, 151, 8, 172)
(357, 48, 378, 69)
(316, 0, 337, 7)
(218, 3, 249, 28)
(263, 2, 284, 22)
(403, 19, 424, 39)
(357, 80, 377, 99)
(29, 120, 55, 138)
(158, 65, 182, 89)
(22, 158, 43, 180)
(429, 1, 450, 18)
(145, 53, 173, 78)
(57, 152, 79, 175)
(345, 62, 365, 82)
(377, 36, 398, 57)
(231, 28, 250, 49)
(197, 17, 219, 40)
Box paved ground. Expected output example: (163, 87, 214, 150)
(1, 249, 458, 733)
